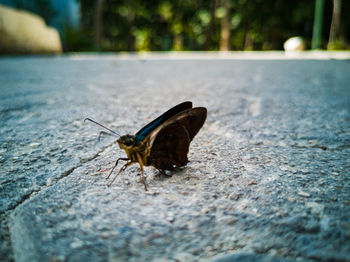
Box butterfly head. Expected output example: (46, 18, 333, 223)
(117, 134, 140, 150)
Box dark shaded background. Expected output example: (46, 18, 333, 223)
(2, 0, 349, 52)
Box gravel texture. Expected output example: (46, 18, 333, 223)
(1, 54, 350, 261)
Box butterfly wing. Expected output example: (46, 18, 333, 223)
(148, 124, 191, 169)
(135, 101, 193, 141)
(147, 107, 207, 170)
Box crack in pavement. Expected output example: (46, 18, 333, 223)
(2, 142, 117, 262)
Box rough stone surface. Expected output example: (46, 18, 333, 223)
(1, 55, 350, 261)
(0, 4, 62, 54)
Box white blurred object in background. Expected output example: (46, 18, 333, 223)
(284, 37, 305, 51)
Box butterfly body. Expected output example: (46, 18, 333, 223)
(117, 135, 150, 165)
(86, 101, 207, 191)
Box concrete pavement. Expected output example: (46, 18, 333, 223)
(1, 53, 349, 261)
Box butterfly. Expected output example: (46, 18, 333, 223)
(85, 101, 207, 191)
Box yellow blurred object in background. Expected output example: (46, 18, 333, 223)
(0, 4, 62, 54)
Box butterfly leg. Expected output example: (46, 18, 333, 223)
(106, 158, 129, 179)
(98, 131, 117, 141)
(107, 161, 133, 187)
(136, 154, 148, 191)
(139, 163, 148, 191)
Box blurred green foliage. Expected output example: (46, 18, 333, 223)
(68, 0, 349, 52)
(62, 27, 97, 52)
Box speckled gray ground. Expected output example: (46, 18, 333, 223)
(1, 54, 350, 262)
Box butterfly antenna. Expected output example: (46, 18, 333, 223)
(84, 118, 120, 137)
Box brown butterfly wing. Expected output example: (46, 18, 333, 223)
(147, 107, 207, 170)
(149, 124, 190, 169)
(172, 107, 207, 141)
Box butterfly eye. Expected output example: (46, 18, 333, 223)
(124, 139, 132, 146)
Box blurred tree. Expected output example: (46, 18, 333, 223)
(126, 2, 136, 51)
(168, 1, 184, 51)
(219, 0, 230, 51)
(328, 0, 342, 49)
(94, 0, 105, 50)
(203, 0, 216, 50)
(75, 0, 349, 52)
(312, 0, 325, 49)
